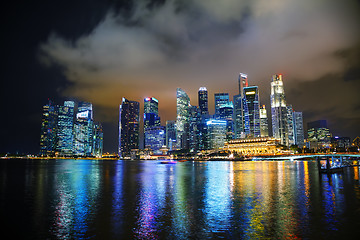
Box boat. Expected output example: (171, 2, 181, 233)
(160, 160, 177, 164)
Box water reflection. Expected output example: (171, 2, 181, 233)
(1, 159, 360, 239)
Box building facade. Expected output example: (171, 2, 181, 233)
(166, 120, 176, 150)
(243, 86, 260, 137)
(119, 98, 140, 158)
(207, 119, 227, 149)
(40, 100, 58, 156)
(56, 101, 75, 156)
(198, 87, 209, 116)
(224, 137, 281, 156)
(293, 111, 304, 147)
(176, 88, 190, 149)
(270, 74, 289, 146)
(260, 105, 269, 137)
(74, 102, 94, 156)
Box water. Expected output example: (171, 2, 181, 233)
(1, 159, 360, 239)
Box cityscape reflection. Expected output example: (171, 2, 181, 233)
(1, 159, 360, 239)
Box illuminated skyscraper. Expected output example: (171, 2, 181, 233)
(189, 106, 201, 151)
(40, 100, 58, 156)
(176, 88, 190, 149)
(307, 120, 331, 149)
(214, 93, 229, 118)
(243, 86, 260, 137)
(144, 126, 165, 154)
(119, 98, 140, 157)
(166, 120, 176, 150)
(198, 87, 209, 116)
(144, 97, 160, 129)
(234, 73, 249, 139)
(270, 74, 289, 145)
(74, 102, 94, 156)
(144, 97, 161, 150)
(207, 119, 227, 149)
(238, 73, 248, 95)
(260, 105, 269, 137)
(93, 123, 103, 157)
(293, 112, 304, 147)
(287, 105, 295, 145)
(56, 101, 75, 156)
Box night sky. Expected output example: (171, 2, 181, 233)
(1, 0, 360, 154)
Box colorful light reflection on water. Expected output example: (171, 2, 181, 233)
(1, 159, 360, 239)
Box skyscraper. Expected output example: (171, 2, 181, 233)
(144, 97, 161, 151)
(307, 120, 331, 149)
(93, 123, 103, 157)
(243, 86, 260, 137)
(233, 94, 244, 139)
(144, 126, 165, 154)
(270, 74, 289, 145)
(40, 100, 58, 156)
(189, 105, 201, 151)
(214, 93, 229, 118)
(293, 112, 304, 147)
(176, 88, 190, 149)
(238, 73, 248, 95)
(287, 105, 295, 145)
(260, 105, 269, 137)
(166, 120, 176, 150)
(119, 98, 140, 158)
(233, 73, 249, 139)
(198, 87, 208, 116)
(207, 119, 227, 149)
(74, 102, 94, 156)
(144, 97, 160, 129)
(56, 100, 75, 156)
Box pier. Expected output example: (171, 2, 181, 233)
(252, 153, 360, 173)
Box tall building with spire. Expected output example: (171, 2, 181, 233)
(119, 98, 140, 158)
(270, 74, 289, 145)
(176, 88, 190, 149)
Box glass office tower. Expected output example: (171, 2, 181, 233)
(270, 74, 289, 145)
(198, 87, 209, 116)
(119, 98, 140, 158)
(176, 88, 190, 149)
(56, 100, 75, 156)
(243, 86, 260, 137)
(166, 120, 176, 150)
(40, 100, 58, 156)
(74, 102, 94, 156)
(293, 111, 304, 147)
(260, 105, 269, 137)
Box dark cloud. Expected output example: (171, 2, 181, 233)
(1, 0, 360, 153)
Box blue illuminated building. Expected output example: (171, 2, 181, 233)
(243, 86, 260, 137)
(93, 123, 103, 157)
(40, 100, 58, 156)
(206, 119, 227, 149)
(166, 120, 176, 150)
(144, 126, 166, 154)
(56, 101, 75, 156)
(74, 102, 94, 156)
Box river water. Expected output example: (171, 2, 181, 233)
(1, 159, 360, 239)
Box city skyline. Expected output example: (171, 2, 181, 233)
(1, 0, 359, 154)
